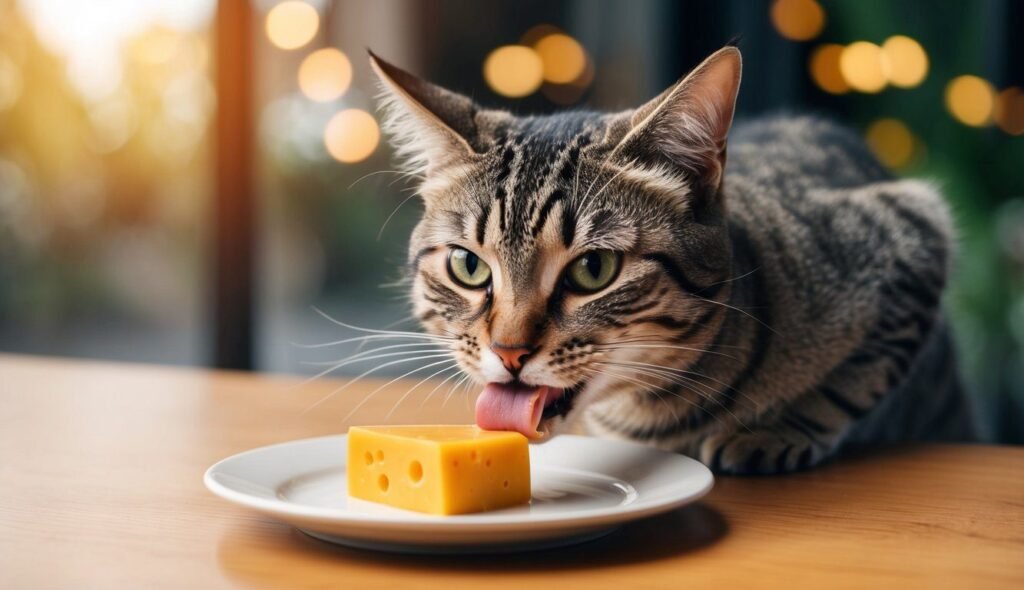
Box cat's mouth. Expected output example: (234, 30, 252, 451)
(475, 380, 582, 439)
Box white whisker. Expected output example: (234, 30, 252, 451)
(377, 191, 421, 239)
(607, 335, 751, 352)
(595, 343, 739, 362)
(347, 168, 422, 191)
(594, 361, 752, 431)
(417, 366, 468, 409)
(352, 313, 423, 353)
(694, 296, 777, 334)
(292, 333, 451, 349)
(606, 358, 760, 411)
(384, 361, 461, 420)
(581, 366, 682, 425)
(572, 148, 618, 206)
(595, 361, 719, 407)
(580, 162, 631, 210)
(299, 344, 449, 367)
(705, 266, 761, 288)
(443, 373, 474, 409)
(299, 352, 454, 416)
(311, 306, 456, 340)
(338, 357, 460, 422)
(289, 344, 447, 392)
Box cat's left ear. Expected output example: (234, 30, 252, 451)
(617, 46, 742, 193)
(369, 50, 482, 174)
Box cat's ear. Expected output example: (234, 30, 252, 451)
(369, 51, 481, 174)
(617, 46, 741, 192)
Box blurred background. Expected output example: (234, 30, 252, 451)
(0, 0, 1021, 442)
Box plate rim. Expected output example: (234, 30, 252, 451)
(204, 433, 714, 531)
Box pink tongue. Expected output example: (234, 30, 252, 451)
(475, 383, 551, 439)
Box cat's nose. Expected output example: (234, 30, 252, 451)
(490, 342, 534, 375)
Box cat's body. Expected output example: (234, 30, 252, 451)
(582, 116, 974, 471)
(368, 47, 975, 474)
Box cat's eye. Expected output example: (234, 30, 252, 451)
(564, 250, 621, 293)
(447, 247, 492, 289)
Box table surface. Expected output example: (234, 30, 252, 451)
(1, 354, 1022, 589)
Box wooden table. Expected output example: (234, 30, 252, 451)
(1, 354, 1021, 589)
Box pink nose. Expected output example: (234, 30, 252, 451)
(490, 343, 533, 374)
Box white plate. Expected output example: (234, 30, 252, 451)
(204, 434, 714, 554)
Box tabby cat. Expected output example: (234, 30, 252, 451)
(368, 46, 974, 474)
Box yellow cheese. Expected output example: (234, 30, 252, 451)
(347, 425, 531, 515)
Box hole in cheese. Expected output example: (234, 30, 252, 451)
(378, 474, 389, 492)
(470, 450, 478, 461)
(376, 450, 384, 462)
(485, 458, 492, 467)
(408, 460, 423, 483)
(503, 480, 509, 488)
(364, 451, 373, 466)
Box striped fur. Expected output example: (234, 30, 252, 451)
(370, 48, 974, 474)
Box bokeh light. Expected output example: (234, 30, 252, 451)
(483, 45, 544, 98)
(298, 48, 352, 102)
(88, 90, 137, 154)
(839, 41, 889, 93)
(996, 200, 1024, 265)
(809, 44, 849, 94)
(66, 48, 123, 101)
(945, 75, 995, 127)
(324, 109, 380, 163)
(134, 28, 181, 65)
(770, 0, 825, 42)
(542, 57, 594, 105)
(17, 0, 213, 101)
(881, 36, 928, 88)
(520, 24, 562, 47)
(0, 53, 22, 111)
(534, 34, 587, 84)
(265, 1, 319, 51)
(162, 71, 216, 128)
(994, 87, 1024, 135)
(865, 119, 916, 168)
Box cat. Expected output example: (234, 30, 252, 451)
(367, 45, 975, 474)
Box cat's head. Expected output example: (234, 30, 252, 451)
(370, 47, 741, 437)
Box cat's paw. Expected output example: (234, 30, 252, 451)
(698, 432, 827, 475)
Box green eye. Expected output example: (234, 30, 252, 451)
(447, 247, 492, 288)
(565, 250, 621, 293)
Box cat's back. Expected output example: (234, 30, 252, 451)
(726, 115, 892, 195)
(721, 115, 954, 277)
(715, 115, 964, 443)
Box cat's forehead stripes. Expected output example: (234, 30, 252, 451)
(470, 115, 605, 288)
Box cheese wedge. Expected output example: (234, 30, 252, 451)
(347, 425, 531, 515)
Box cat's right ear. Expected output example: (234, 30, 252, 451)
(369, 51, 481, 174)
(613, 46, 742, 194)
